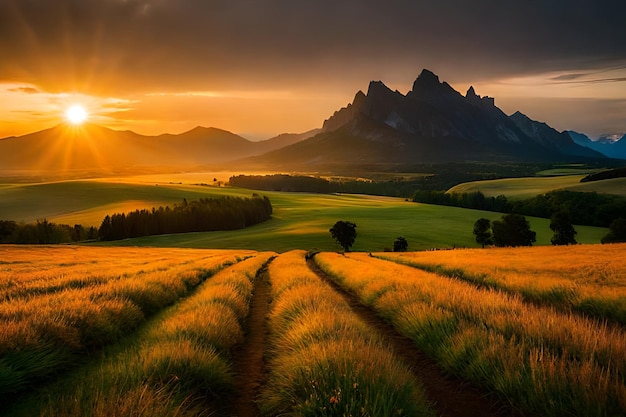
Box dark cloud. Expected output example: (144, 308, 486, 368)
(1, 0, 625, 94)
(1, 0, 625, 137)
(558, 77, 626, 85)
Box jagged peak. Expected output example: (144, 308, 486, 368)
(417, 68, 440, 83)
(353, 90, 367, 107)
(466, 86, 496, 107)
(409, 68, 462, 103)
(411, 69, 441, 92)
(367, 80, 394, 96)
(321, 91, 366, 132)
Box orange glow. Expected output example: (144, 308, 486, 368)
(65, 104, 88, 125)
(0, 82, 344, 140)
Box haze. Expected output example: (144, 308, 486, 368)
(1, 0, 625, 139)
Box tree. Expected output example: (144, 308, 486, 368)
(550, 210, 577, 245)
(0, 220, 18, 243)
(329, 221, 357, 252)
(492, 213, 536, 247)
(601, 218, 626, 243)
(473, 218, 492, 248)
(393, 236, 408, 252)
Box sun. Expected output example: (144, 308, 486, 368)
(65, 104, 89, 125)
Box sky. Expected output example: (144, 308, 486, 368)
(1, 0, 625, 140)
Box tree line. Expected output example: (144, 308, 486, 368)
(229, 164, 549, 198)
(98, 195, 272, 241)
(0, 219, 97, 244)
(413, 189, 626, 228)
(229, 174, 476, 198)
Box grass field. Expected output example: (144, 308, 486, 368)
(314, 248, 626, 416)
(5, 245, 626, 416)
(0, 174, 609, 251)
(380, 244, 626, 325)
(447, 175, 626, 199)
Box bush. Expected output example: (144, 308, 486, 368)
(601, 218, 626, 243)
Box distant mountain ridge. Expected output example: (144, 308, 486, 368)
(246, 69, 606, 169)
(567, 131, 626, 160)
(0, 69, 618, 175)
(0, 124, 318, 173)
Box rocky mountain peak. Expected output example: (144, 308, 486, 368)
(321, 90, 367, 132)
(408, 68, 462, 105)
(466, 86, 495, 107)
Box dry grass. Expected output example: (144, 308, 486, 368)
(260, 250, 434, 417)
(380, 243, 626, 324)
(0, 246, 251, 398)
(11, 253, 274, 417)
(315, 251, 626, 416)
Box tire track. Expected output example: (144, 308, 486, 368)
(229, 257, 274, 417)
(307, 255, 521, 417)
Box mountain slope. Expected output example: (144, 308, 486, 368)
(509, 112, 605, 159)
(567, 131, 626, 159)
(245, 69, 604, 169)
(0, 124, 316, 173)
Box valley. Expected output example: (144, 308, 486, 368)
(0, 171, 611, 251)
(1, 68, 625, 417)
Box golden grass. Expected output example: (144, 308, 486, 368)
(13, 253, 274, 417)
(315, 252, 626, 416)
(0, 246, 252, 398)
(379, 243, 626, 324)
(261, 250, 435, 417)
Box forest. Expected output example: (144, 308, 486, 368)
(98, 196, 273, 241)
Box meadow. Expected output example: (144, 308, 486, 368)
(4, 244, 626, 416)
(0, 174, 609, 251)
(314, 248, 626, 416)
(0, 246, 252, 402)
(448, 174, 626, 199)
(379, 244, 626, 325)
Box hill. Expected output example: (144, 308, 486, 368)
(243, 69, 605, 169)
(0, 176, 608, 250)
(448, 175, 626, 199)
(0, 124, 316, 174)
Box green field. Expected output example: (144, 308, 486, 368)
(0, 174, 608, 251)
(448, 175, 626, 199)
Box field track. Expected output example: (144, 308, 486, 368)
(4, 246, 626, 416)
(230, 257, 274, 417)
(226, 253, 515, 416)
(306, 255, 516, 417)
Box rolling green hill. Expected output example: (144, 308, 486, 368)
(448, 175, 626, 200)
(0, 175, 608, 252)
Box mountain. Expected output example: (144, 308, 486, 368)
(509, 112, 605, 159)
(0, 124, 316, 174)
(259, 129, 322, 152)
(567, 131, 626, 159)
(245, 69, 604, 169)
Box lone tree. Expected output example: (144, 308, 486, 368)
(492, 213, 536, 247)
(329, 221, 357, 252)
(601, 217, 626, 243)
(473, 218, 493, 248)
(393, 236, 408, 252)
(550, 210, 577, 245)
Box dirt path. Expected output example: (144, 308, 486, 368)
(228, 257, 274, 417)
(307, 255, 522, 417)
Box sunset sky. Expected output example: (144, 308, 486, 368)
(1, 0, 625, 140)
